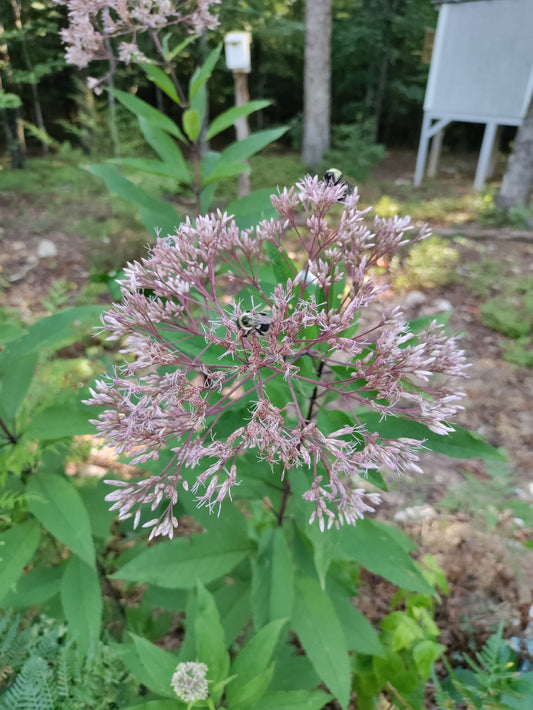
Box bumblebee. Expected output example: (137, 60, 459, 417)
(322, 168, 354, 201)
(236, 311, 272, 336)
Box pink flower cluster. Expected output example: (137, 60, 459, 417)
(87, 176, 467, 537)
(55, 0, 219, 70)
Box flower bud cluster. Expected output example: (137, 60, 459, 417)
(87, 176, 468, 537)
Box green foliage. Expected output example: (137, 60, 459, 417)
(390, 235, 460, 291)
(0, 613, 140, 709)
(352, 556, 448, 710)
(478, 277, 533, 367)
(433, 624, 533, 710)
(321, 121, 386, 182)
(89, 50, 288, 234)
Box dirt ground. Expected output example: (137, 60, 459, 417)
(2, 150, 533, 661)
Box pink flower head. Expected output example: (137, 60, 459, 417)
(86, 176, 468, 537)
(55, 0, 220, 70)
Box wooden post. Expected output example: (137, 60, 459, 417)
(234, 70, 250, 197)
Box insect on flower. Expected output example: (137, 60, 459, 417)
(322, 167, 354, 201)
(236, 311, 273, 336)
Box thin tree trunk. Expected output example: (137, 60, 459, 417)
(10, 0, 48, 153)
(302, 0, 332, 166)
(496, 94, 533, 211)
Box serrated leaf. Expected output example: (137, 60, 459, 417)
(113, 531, 252, 588)
(337, 520, 433, 594)
(27, 473, 95, 567)
(188, 44, 222, 100)
(129, 634, 179, 698)
(330, 593, 383, 657)
(292, 576, 351, 710)
(109, 88, 186, 141)
(213, 580, 251, 647)
(228, 664, 274, 710)
(196, 583, 229, 702)
(61, 556, 102, 656)
(227, 619, 286, 707)
(218, 127, 288, 165)
(138, 120, 190, 181)
(252, 528, 294, 629)
(0, 520, 40, 604)
(141, 63, 180, 104)
(207, 100, 270, 140)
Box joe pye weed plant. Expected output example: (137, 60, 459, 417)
(83, 176, 486, 709)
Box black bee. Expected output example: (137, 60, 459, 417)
(322, 168, 354, 202)
(236, 311, 272, 336)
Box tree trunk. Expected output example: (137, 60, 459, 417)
(302, 0, 331, 166)
(496, 94, 533, 211)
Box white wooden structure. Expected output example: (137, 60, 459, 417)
(414, 0, 533, 190)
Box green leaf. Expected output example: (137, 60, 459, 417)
(265, 241, 297, 284)
(0, 352, 37, 421)
(0, 306, 102, 366)
(86, 164, 166, 211)
(61, 556, 102, 656)
(412, 639, 444, 680)
(188, 44, 222, 100)
(252, 528, 294, 629)
(213, 580, 251, 647)
(0, 520, 40, 604)
(292, 576, 351, 710)
(108, 157, 188, 181)
(218, 127, 288, 165)
(357, 411, 505, 461)
(330, 592, 383, 657)
(226, 619, 286, 708)
(109, 88, 186, 141)
(138, 120, 190, 181)
(183, 109, 201, 141)
(228, 665, 274, 710)
(253, 690, 332, 710)
(269, 643, 320, 692)
(141, 63, 180, 104)
(78, 482, 116, 540)
(0, 565, 61, 608)
(190, 83, 207, 129)
(129, 633, 179, 698)
(195, 583, 230, 701)
(202, 162, 251, 186)
(86, 164, 179, 234)
(27, 473, 96, 567)
(226, 188, 278, 229)
(337, 520, 433, 594)
(113, 530, 253, 588)
(164, 33, 196, 62)
(206, 100, 271, 140)
(24, 400, 94, 440)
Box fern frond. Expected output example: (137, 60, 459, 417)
(0, 656, 54, 710)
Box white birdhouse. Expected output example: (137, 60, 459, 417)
(224, 32, 252, 73)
